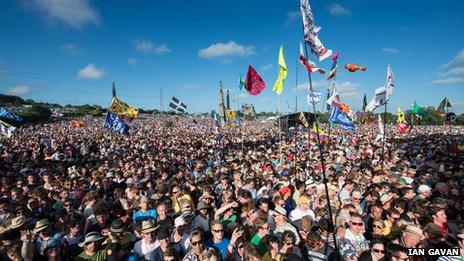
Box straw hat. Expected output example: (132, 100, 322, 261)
(140, 220, 158, 234)
(33, 218, 51, 234)
(0, 216, 29, 234)
(404, 225, 423, 239)
(78, 232, 104, 247)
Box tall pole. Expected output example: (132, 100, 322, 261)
(294, 55, 299, 178)
(277, 94, 282, 160)
(159, 86, 163, 116)
(381, 102, 388, 170)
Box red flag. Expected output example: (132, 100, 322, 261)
(299, 42, 326, 74)
(397, 122, 409, 133)
(245, 65, 266, 95)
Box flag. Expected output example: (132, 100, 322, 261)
(245, 65, 266, 95)
(0, 119, 16, 138)
(311, 122, 326, 136)
(437, 97, 452, 115)
(329, 107, 355, 131)
(299, 112, 309, 127)
(327, 51, 339, 80)
(226, 89, 230, 109)
(226, 109, 237, 120)
(385, 65, 394, 102)
(378, 114, 384, 135)
(238, 75, 245, 91)
(70, 120, 85, 128)
(307, 91, 322, 105)
(211, 110, 223, 133)
(365, 66, 394, 112)
(169, 97, 187, 113)
(299, 42, 326, 74)
(273, 45, 288, 95)
(300, 0, 332, 61)
(103, 112, 130, 135)
(398, 122, 409, 133)
(219, 84, 226, 124)
(112, 82, 117, 98)
(109, 97, 138, 118)
(362, 94, 367, 112)
(0, 107, 23, 122)
(412, 101, 425, 117)
(397, 106, 405, 123)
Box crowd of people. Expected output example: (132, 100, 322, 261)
(0, 114, 463, 261)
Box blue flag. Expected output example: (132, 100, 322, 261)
(0, 107, 23, 122)
(104, 112, 130, 135)
(329, 107, 355, 131)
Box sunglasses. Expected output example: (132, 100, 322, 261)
(457, 236, 464, 241)
(284, 242, 294, 246)
(352, 198, 361, 200)
(373, 224, 383, 229)
(191, 240, 202, 246)
(373, 249, 385, 254)
(64, 203, 72, 207)
(212, 229, 223, 233)
(238, 244, 244, 249)
(350, 222, 363, 226)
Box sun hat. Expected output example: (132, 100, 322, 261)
(380, 194, 392, 205)
(140, 220, 158, 234)
(33, 218, 51, 234)
(174, 216, 186, 228)
(197, 201, 209, 211)
(273, 206, 287, 216)
(78, 232, 104, 247)
(404, 225, 423, 239)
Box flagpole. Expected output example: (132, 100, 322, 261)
(302, 43, 339, 255)
(277, 93, 282, 160)
(294, 56, 299, 178)
(381, 100, 388, 170)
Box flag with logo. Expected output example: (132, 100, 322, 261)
(300, 0, 332, 61)
(109, 97, 138, 119)
(307, 91, 322, 105)
(299, 112, 309, 127)
(329, 107, 355, 131)
(0, 107, 23, 122)
(366, 66, 394, 112)
(412, 101, 425, 117)
(245, 65, 266, 95)
(397, 106, 405, 123)
(0, 119, 16, 138)
(299, 42, 326, 74)
(437, 97, 452, 115)
(327, 51, 339, 80)
(103, 112, 130, 135)
(273, 45, 288, 95)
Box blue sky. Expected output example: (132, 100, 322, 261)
(0, 0, 463, 113)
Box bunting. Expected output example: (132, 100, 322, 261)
(273, 45, 288, 95)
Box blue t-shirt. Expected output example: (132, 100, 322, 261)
(205, 238, 230, 260)
(132, 209, 157, 224)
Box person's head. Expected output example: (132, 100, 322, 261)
(344, 179, 354, 192)
(371, 219, 384, 235)
(306, 232, 323, 249)
(156, 203, 167, 218)
(81, 232, 103, 253)
(139, 196, 150, 210)
(156, 228, 170, 249)
(189, 229, 204, 253)
(351, 191, 362, 204)
(391, 198, 407, 214)
(349, 213, 364, 234)
(417, 184, 432, 198)
(400, 187, 416, 199)
(163, 247, 178, 261)
(66, 219, 80, 236)
(93, 207, 107, 225)
(456, 229, 464, 249)
(170, 185, 181, 197)
(297, 194, 311, 211)
(370, 204, 383, 219)
(370, 237, 386, 260)
(402, 225, 423, 248)
(272, 206, 287, 225)
(243, 243, 261, 261)
(431, 207, 447, 224)
(140, 220, 157, 243)
(210, 220, 224, 241)
(282, 230, 296, 248)
(254, 217, 269, 237)
(179, 199, 193, 214)
(387, 243, 409, 261)
(385, 209, 400, 224)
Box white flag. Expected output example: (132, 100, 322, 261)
(307, 91, 322, 105)
(385, 65, 394, 102)
(0, 120, 16, 138)
(326, 85, 339, 106)
(365, 86, 387, 112)
(300, 0, 332, 61)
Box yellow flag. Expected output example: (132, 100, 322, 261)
(109, 97, 138, 118)
(226, 109, 237, 119)
(299, 112, 309, 127)
(273, 45, 287, 95)
(311, 122, 326, 135)
(397, 106, 405, 123)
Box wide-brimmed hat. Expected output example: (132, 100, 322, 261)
(197, 201, 210, 211)
(140, 220, 158, 234)
(404, 225, 423, 239)
(380, 194, 392, 205)
(272, 206, 287, 216)
(33, 218, 51, 233)
(0, 216, 29, 234)
(78, 232, 104, 247)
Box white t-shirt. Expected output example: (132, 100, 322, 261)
(133, 239, 159, 260)
(289, 207, 315, 222)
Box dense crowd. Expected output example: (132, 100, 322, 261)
(0, 115, 463, 261)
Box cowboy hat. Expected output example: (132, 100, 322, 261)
(33, 218, 51, 234)
(78, 232, 104, 247)
(140, 220, 158, 234)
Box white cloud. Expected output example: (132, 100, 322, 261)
(442, 67, 464, 77)
(260, 64, 274, 72)
(284, 11, 300, 25)
(296, 80, 327, 91)
(127, 58, 138, 66)
(442, 49, 464, 68)
(29, 0, 100, 30)
(198, 41, 256, 59)
(431, 77, 464, 85)
(382, 47, 399, 55)
(327, 3, 351, 16)
(59, 43, 84, 55)
(77, 63, 105, 79)
(296, 81, 361, 101)
(5, 85, 31, 96)
(133, 39, 170, 54)
(181, 84, 200, 90)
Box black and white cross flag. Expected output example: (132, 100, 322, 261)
(169, 97, 187, 113)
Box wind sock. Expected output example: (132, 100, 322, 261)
(307, 91, 322, 105)
(71, 120, 85, 128)
(109, 97, 138, 118)
(437, 97, 452, 115)
(397, 106, 405, 123)
(0, 107, 23, 122)
(273, 45, 287, 95)
(329, 106, 355, 131)
(327, 51, 339, 80)
(344, 64, 367, 72)
(0, 119, 16, 138)
(245, 65, 266, 95)
(412, 101, 425, 118)
(299, 112, 309, 127)
(300, 0, 332, 61)
(103, 112, 130, 135)
(299, 42, 326, 74)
